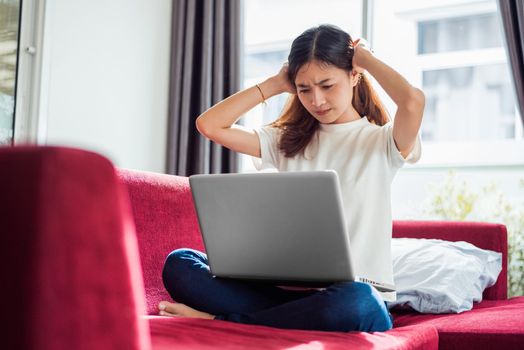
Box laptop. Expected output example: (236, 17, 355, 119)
(189, 170, 395, 293)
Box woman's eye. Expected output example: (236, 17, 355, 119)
(322, 85, 333, 90)
(299, 90, 310, 94)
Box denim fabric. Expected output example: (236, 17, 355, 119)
(162, 248, 393, 332)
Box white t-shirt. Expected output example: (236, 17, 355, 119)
(252, 116, 421, 302)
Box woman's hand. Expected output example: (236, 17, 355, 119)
(271, 62, 296, 95)
(257, 63, 295, 102)
(352, 38, 374, 73)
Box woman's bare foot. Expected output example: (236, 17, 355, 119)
(158, 301, 215, 320)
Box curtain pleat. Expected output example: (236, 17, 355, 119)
(497, 0, 524, 127)
(167, 0, 241, 176)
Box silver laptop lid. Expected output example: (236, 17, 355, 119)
(189, 170, 356, 285)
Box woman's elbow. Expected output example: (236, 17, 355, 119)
(195, 116, 212, 137)
(404, 88, 425, 115)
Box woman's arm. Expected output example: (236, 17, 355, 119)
(196, 65, 294, 157)
(353, 40, 425, 158)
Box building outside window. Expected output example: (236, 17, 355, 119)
(373, 0, 521, 167)
(364, 0, 523, 218)
(417, 10, 519, 142)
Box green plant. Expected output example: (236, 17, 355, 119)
(424, 171, 524, 297)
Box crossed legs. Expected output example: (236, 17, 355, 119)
(160, 248, 393, 332)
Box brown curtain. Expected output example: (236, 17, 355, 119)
(167, 0, 241, 176)
(497, 0, 524, 127)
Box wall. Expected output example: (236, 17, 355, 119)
(43, 0, 172, 172)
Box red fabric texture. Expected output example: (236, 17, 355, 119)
(118, 168, 205, 314)
(0, 146, 150, 350)
(392, 220, 508, 300)
(392, 296, 524, 350)
(145, 316, 439, 350)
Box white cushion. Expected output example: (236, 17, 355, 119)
(388, 238, 502, 313)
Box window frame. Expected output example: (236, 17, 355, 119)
(13, 0, 49, 145)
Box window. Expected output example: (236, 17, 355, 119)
(0, 0, 21, 146)
(373, 0, 521, 166)
(418, 13, 502, 54)
(422, 64, 516, 142)
(241, 0, 363, 173)
(368, 0, 524, 222)
(240, 0, 522, 170)
(418, 13, 517, 143)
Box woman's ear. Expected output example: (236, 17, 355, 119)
(349, 70, 360, 88)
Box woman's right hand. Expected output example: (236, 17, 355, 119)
(271, 62, 296, 95)
(352, 38, 373, 73)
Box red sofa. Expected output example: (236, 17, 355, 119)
(2, 146, 523, 350)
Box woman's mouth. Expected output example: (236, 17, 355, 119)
(315, 108, 331, 116)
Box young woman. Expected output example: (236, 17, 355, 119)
(158, 24, 424, 332)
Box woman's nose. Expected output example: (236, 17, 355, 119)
(311, 90, 326, 107)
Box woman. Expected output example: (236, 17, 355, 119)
(158, 24, 424, 332)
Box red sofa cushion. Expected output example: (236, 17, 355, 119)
(146, 316, 439, 350)
(392, 296, 524, 350)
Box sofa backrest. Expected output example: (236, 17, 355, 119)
(118, 168, 205, 314)
(118, 168, 509, 315)
(393, 220, 508, 300)
(0, 146, 151, 350)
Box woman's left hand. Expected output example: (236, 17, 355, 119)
(352, 38, 374, 73)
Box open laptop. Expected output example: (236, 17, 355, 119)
(189, 170, 395, 293)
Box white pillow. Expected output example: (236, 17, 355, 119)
(388, 238, 502, 314)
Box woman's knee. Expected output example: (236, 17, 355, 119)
(162, 248, 207, 280)
(321, 282, 393, 332)
(348, 282, 392, 332)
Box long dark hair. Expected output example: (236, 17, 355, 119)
(269, 24, 390, 158)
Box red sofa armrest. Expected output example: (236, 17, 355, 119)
(0, 146, 150, 350)
(393, 220, 508, 300)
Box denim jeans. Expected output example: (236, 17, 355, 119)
(162, 248, 393, 332)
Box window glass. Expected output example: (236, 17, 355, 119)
(418, 13, 502, 54)
(422, 64, 515, 141)
(372, 0, 519, 150)
(0, 0, 20, 146)
(241, 0, 520, 170)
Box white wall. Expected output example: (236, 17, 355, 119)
(43, 0, 172, 172)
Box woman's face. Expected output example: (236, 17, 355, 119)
(294, 60, 359, 124)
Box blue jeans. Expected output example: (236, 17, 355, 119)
(162, 248, 393, 332)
